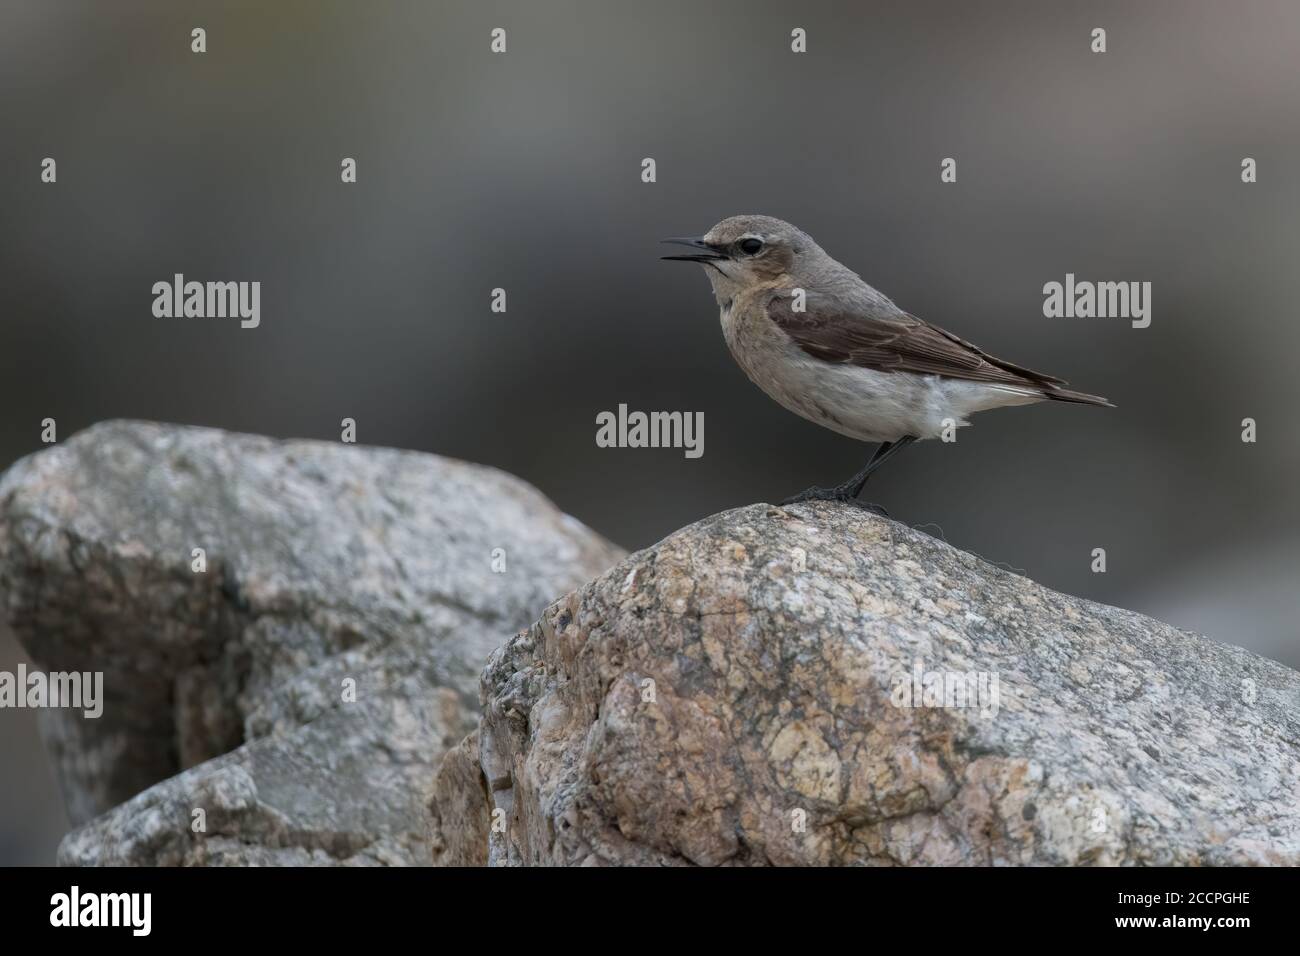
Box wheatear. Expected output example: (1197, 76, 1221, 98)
(663, 215, 1112, 507)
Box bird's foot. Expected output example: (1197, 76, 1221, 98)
(781, 485, 851, 505)
(780, 486, 891, 517)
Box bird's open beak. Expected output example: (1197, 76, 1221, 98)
(660, 237, 729, 263)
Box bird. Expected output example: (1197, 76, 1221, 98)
(661, 214, 1112, 509)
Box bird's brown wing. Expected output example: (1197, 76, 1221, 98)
(765, 290, 1070, 391)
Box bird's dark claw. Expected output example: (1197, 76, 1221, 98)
(780, 487, 890, 517)
(781, 485, 851, 505)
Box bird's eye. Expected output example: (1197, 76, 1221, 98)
(738, 237, 763, 255)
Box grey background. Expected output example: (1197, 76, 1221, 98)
(2, 0, 1297, 864)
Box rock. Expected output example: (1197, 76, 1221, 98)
(451, 502, 1300, 866)
(428, 731, 490, 866)
(0, 420, 621, 865)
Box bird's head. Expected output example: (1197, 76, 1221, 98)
(661, 215, 822, 303)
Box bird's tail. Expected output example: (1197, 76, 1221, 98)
(1041, 386, 1114, 408)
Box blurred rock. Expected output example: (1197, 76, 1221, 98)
(0, 420, 621, 865)
(428, 731, 489, 866)
(450, 502, 1300, 866)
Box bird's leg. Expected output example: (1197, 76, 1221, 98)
(837, 436, 916, 497)
(781, 436, 917, 511)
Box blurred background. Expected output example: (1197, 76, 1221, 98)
(2, 0, 1298, 863)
